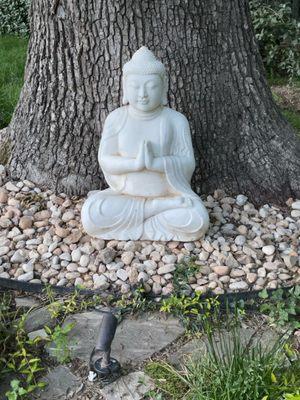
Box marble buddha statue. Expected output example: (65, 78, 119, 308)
(81, 46, 209, 241)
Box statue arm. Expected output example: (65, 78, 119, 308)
(99, 141, 143, 175)
(100, 155, 137, 175)
(147, 154, 194, 174)
(99, 134, 144, 175)
(99, 108, 148, 175)
(145, 115, 195, 176)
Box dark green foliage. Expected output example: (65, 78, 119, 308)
(0, 293, 46, 399)
(44, 323, 75, 364)
(282, 109, 300, 134)
(259, 286, 300, 329)
(250, 1, 300, 79)
(0, 0, 30, 36)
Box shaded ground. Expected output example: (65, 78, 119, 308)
(271, 84, 300, 135)
(272, 85, 300, 112)
(1, 286, 300, 400)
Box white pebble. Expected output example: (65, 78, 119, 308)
(229, 281, 249, 290)
(18, 271, 34, 282)
(234, 235, 246, 246)
(71, 248, 81, 262)
(116, 269, 128, 281)
(79, 255, 90, 268)
(236, 194, 248, 206)
(157, 264, 176, 275)
(262, 245, 275, 256)
(0, 246, 10, 256)
(291, 201, 300, 210)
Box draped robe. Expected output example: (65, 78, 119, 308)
(81, 106, 209, 241)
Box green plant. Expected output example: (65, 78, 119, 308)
(172, 257, 201, 295)
(145, 361, 188, 399)
(5, 379, 30, 400)
(259, 286, 300, 329)
(115, 283, 157, 317)
(283, 394, 300, 399)
(0, 293, 46, 398)
(282, 109, 300, 135)
(160, 292, 221, 333)
(250, 1, 300, 79)
(144, 389, 165, 400)
(0, 0, 30, 36)
(45, 322, 75, 363)
(44, 285, 104, 321)
(146, 326, 300, 400)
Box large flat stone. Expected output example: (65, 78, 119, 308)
(47, 310, 102, 361)
(15, 296, 40, 309)
(37, 366, 81, 400)
(24, 306, 56, 333)
(101, 371, 154, 400)
(168, 325, 279, 367)
(48, 311, 184, 365)
(112, 313, 185, 365)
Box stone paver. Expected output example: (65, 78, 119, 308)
(24, 306, 56, 333)
(47, 311, 185, 364)
(28, 328, 48, 341)
(37, 365, 81, 400)
(15, 296, 40, 308)
(168, 325, 278, 366)
(101, 372, 154, 400)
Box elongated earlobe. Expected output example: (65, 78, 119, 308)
(162, 75, 168, 105)
(122, 76, 129, 105)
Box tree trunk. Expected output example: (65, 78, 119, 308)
(8, 0, 300, 205)
(292, 0, 300, 19)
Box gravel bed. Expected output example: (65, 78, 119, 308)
(0, 165, 299, 296)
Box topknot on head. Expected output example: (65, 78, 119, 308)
(123, 46, 166, 77)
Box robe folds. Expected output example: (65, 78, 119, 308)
(81, 106, 209, 241)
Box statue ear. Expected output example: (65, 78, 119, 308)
(122, 76, 129, 105)
(162, 75, 168, 106)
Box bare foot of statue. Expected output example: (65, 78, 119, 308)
(144, 196, 192, 219)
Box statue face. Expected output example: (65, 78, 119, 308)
(125, 74, 163, 112)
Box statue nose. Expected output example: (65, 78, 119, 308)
(138, 86, 147, 98)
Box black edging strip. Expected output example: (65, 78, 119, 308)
(0, 277, 296, 307)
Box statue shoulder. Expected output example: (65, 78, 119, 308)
(163, 107, 190, 129)
(103, 106, 128, 135)
(104, 106, 127, 126)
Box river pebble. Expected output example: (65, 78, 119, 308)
(0, 170, 299, 295)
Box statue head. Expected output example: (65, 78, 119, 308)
(122, 46, 168, 112)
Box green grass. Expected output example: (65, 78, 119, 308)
(0, 35, 28, 129)
(268, 75, 300, 88)
(268, 75, 300, 136)
(283, 110, 300, 135)
(146, 328, 300, 400)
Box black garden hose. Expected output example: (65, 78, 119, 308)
(0, 276, 297, 308)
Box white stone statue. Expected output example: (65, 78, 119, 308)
(81, 46, 209, 241)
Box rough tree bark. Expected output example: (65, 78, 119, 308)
(292, 0, 300, 19)
(8, 0, 300, 205)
